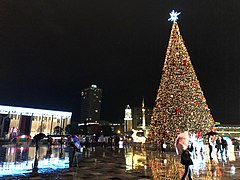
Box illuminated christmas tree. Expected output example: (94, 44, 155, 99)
(149, 11, 215, 145)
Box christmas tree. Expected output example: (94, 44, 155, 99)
(149, 11, 215, 145)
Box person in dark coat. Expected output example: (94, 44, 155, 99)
(216, 137, 222, 156)
(47, 136, 53, 148)
(180, 146, 193, 180)
(221, 137, 228, 157)
(114, 135, 120, 148)
(208, 136, 214, 160)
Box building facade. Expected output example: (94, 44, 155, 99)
(132, 106, 152, 130)
(214, 123, 240, 139)
(0, 105, 72, 139)
(80, 85, 102, 123)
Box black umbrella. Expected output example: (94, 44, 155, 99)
(33, 133, 46, 141)
(205, 131, 218, 136)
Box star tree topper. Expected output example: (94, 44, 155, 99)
(168, 10, 181, 22)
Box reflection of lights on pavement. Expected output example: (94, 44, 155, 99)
(133, 153, 146, 169)
(230, 165, 235, 176)
(125, 150, 133, 170)
(125, 149, 146, 171)
(20, 146, 24, 153)
(0, 158, 69, 177)
(163, 159, 167, 164)
(0, 146, 69, 178)
(119, 141, 124, 148)
(228, 151, 236, 161)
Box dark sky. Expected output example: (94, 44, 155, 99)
(0, 1, 239, 124)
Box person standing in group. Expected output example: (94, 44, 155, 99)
(47, 136, 53, 148)
(221, 137, 228, 157)
(114, 135, 120, 148)
(208, 136, 214, 160)
(216, 136, 222, 156)
(98, 135, 105, 147)
(60, 136, 65, 149)
(162, 141, 167, 153)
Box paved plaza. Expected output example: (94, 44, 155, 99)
(0, 143, 239, 179)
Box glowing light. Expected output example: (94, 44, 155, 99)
(168, 10, 181, 22)
(0, 105, 72, 118)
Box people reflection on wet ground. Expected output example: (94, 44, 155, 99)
(0, 133, 239, 180)
(59, 146, 64, 159)
(32, 152, 39, 173)
(47, 136, 53, 149)
(46, 146, 52, 159)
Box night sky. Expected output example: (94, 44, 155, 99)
(0, 1, 239, 124)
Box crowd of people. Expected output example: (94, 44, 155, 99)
(38, 132, 239, 177)
(43, 134, 125, 166)
(208, 136, 229, 160)
(175, 131, 239, 180)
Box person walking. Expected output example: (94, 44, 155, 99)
(181, 145, 193, 180)
(208, 136, 214, 160)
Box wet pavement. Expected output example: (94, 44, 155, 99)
(0, 143, 239, 179)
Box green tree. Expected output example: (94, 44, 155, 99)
(149, 18, 215, 145)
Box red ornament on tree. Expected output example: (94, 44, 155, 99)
(176, 107, 180, 115)
(195, 101, 200, 106)
(183, 59, 187, 66)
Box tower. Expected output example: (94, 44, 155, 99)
(80, 84, 102, 123)
(142, 98, 146, 130)
(124, 105, 133, 132)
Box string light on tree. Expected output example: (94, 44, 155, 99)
(148, 11, 215, 145)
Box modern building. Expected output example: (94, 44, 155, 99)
(80, 84, 102, 124)
(0, 105, 72, 139)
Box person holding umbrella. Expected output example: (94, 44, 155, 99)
(206, 131, 217, 160)
(33, 133, 45, 152)
(69, 135, 81, 166)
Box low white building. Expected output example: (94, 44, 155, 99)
(0, 105, 72, 138)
